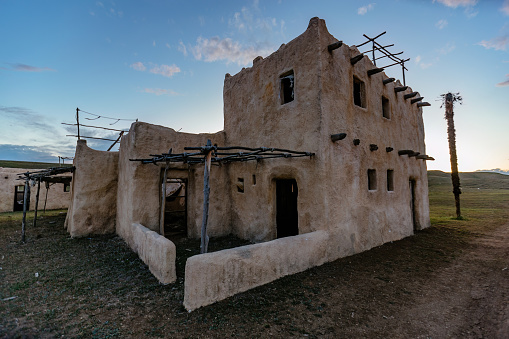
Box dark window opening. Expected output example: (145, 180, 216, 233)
(14, 185, 28, 212)
(276, 179, 298, 238)
(353, 76, 366, 108)
(252, 174, 256, 185)
(64, 183, 70, 192)
(280, 70, 294, 104)
(387, 170, 394, 191)
(368, 169, 377, 191)
(237, 178, 244, 193)
(382, 96, 390, 119)
(162, 178, 188, 240)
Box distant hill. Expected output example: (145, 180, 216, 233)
(0, 160, 72, 169)
(428, 170, 509, 190)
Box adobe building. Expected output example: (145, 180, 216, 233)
(65, 17, 432, 310)
(0, 167, 71, 213)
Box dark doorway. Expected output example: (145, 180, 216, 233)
(276, 179, 298, 238)
(163, 178, 187, 240)
(13, 185, 27, 212)
(409, 179, 417, 231)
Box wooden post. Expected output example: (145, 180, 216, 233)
(76, 107, 80, 140)
(160, 161, 169, 236)
(200, 139, 212, 254)
(33, 178, 41, 228)
(21, 177, 30, 243)
(43, 181, 49, 214)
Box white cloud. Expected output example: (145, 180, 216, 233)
(198, 16, 205, 26)
(358, 3, 375, 15)
(149, 64, 181, 77)
(141, 88, 180, 96)
(166, 43, 171, 49)
(414, 55, 421, 64)
(1, 63, 56, 72)
(96, 1, 104, 7)
(496, 74, 509, 87)
(414, 55, 432, 69)
(130, 62, 180, 77)
(130, 62, 146, 71)
(435, 19, 448, 29)
(434, 0, 477, 8)
(229, 6, 278, 33)
(191, 36, 274, 66)
(153, 40, 156, 47)
(178, 41, 188, 56)
(437, 42, 456, 55)
(478, 35, 509, 51)
(501, 0, 509, 16)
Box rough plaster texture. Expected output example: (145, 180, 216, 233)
(116, 122, 229, 247)
(184, 230, 329, 311)
(0, 167, 70, 213)
(130, 223, 176, 284)
(65, 140, 118, 237)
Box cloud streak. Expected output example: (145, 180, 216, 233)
(435, 19, 448, 29)
(501, 0, 509, 15)
(1, 63, 56, 72)
(478, 35, 509, 51)
(129, 62, 181, 77)
(191, 36, 274, 66)
(434, 0, 477, 8)
(496, 74, 509, 87)
(358, 3, 375, 15)
(141, 88, 180, 96)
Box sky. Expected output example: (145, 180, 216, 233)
(0, 0, 508, 172)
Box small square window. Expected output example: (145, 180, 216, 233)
(280, 70, 294, 104)
(382, 96, 390, 119)
(387, 170, 394, 191)
(237, 178, 244, 193)
(368, 169, 377, 191)
(353, 76, 366, 108)
(64, 183, 71, 192)
(252, 174, 256, 185)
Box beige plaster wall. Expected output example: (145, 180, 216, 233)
(65, 140, 119, 237)
(184, 230, 329, 311)
(0, 167, 70, 213)
(222, 17, 430, 251)
(130, 223, 176, 284)
(116, 122, 230, 247)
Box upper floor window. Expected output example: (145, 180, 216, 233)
(387, 169, 394, 191)
(353, 76, 366, 108)
(368, 169, 377, 191)
(280, 70, 294, 104)
(382, 96, 390, 119)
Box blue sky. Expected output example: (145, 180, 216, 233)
(0, 0, 508, 172)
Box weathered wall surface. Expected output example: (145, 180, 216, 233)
(116, 122, 229, 247)
(223, 18, 326, 241)
(65, 140, 118, 237)
(222, 16, 430, 251)
(130, 223, 176, 284)
(184, 230, 329, 311)
(0, 167, 70, 213)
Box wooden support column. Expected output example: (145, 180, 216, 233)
(200, 139, 213, 254)
(43, 181, 49, 214)
(33, 178, 41, 228)
(160, 160, 170, 236)
(21, 177, 30, 243)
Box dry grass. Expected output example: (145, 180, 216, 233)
(1, 171, 508, 338)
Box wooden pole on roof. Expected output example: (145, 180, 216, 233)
(33, 178, 41, 228)
(21, 177, 30, 243)
(200, 139, 212, 254)
(76, 108, 80, 140)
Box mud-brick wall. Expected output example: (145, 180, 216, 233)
(65, 140, 119, 237)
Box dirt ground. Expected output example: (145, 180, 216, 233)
(1, 175, 509, 338)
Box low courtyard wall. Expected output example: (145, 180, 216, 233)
(183, 230, 329, 311)
(129, 223, 176, 284)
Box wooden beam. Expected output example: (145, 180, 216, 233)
(331, 133, 347, 142)
(201, 140, 213, 254)
(398, 149, 414, 156)
(367, 68, 384, 76)
(383, 78, 395, 85)
(370, 144, 378, 151)
(394, 86, 408, 93)
(328, 41, 343, 52)
(386, 147, 394, 152)
(417, 102, 431, 107)
(411, 97, 424, 104)
(33, 178, 41, 228)
(350, 54, 364, 65)
(404, 92, 418, 99)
